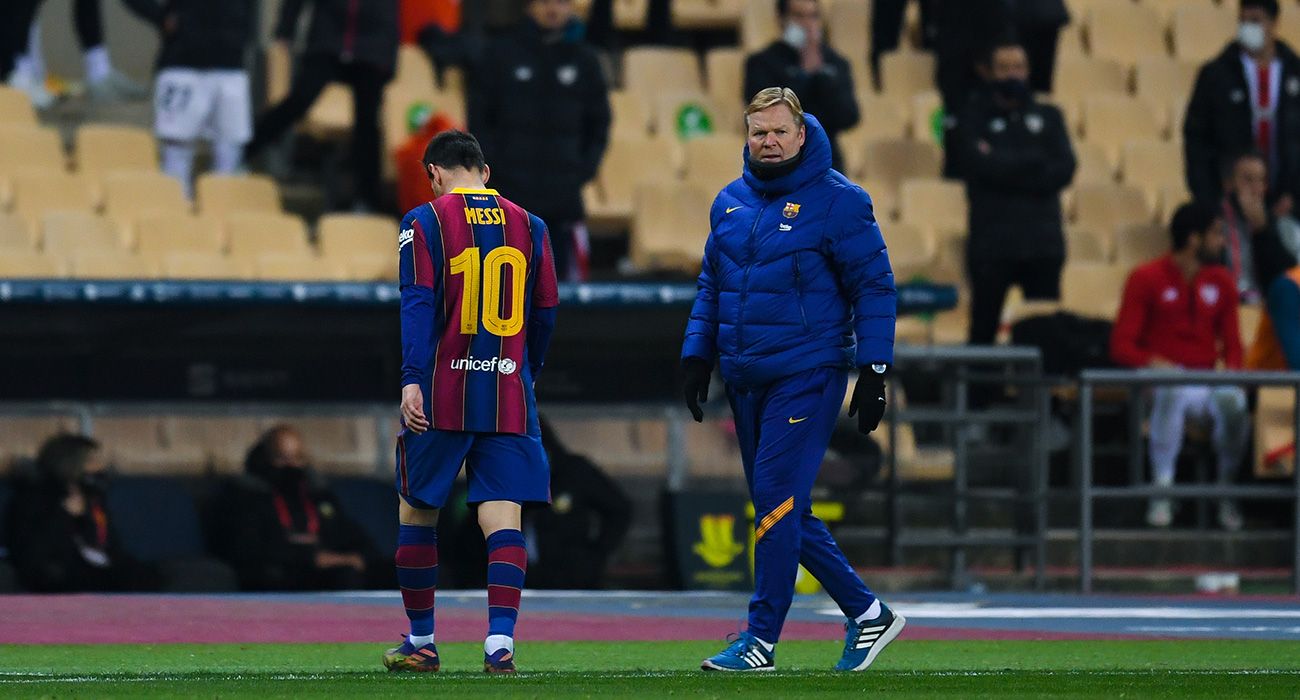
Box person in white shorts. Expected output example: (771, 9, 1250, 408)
(123, 0, 255, 197)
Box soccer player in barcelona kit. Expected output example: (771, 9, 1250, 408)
(383, 130, 559, 674)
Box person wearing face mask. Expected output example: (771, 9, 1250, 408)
(207, 425, 385, 591)
(682, 88, 902, 673)
(6, 434, 161, 592)
(744, 0, 859, 172)
(468, 0, 610, 282)
(953, 36, 1076, 346)
(1110, 203, 1248, 531)
(1185, 0, 1300, 214)
(1217, 150, 1300, 302)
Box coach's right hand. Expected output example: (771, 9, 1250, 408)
(401, 384, 430, 433)
(683, 358, 711, 423)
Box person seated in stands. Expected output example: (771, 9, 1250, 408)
(6, 434, 161, 592)
(208, 425, 386, 591)
(1110, 203, 1248, 531)
(1218, 150, 1300, 303)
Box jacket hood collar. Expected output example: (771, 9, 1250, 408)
(742, 112, 833, 195)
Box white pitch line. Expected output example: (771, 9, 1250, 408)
(817, 605, 1300, 620)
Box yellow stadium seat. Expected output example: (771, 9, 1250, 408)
(1157, 182, 1192, 223)
(1061, 262, 1128, 319)
(826, 0, 870, 82)
(879, 50, 935, 97)
(0, 126, 66, 173)
(630, 181, 712, 273)
(227, 212, 312, 258)
(673, 0, 742, 29)
(683, 134, 744, 194)
(254, 252, 346, 281)
(1134, 57, 1199, 106)
(1067, 226, 1112, 263)
(0, 250, 64, 278)
(0, 86, 37, 126)
(614, 0, 650, 30)
(303, 84, 354, 140)
(102, 172, 191, 234)
(95, 416, 207, 475)
(75, 125, 158, 175)
(0, 416, 79, 466)
(161, 251, 252, 280)
(610, 90, 653, 139)
(1141, 0, 1217, 24)
(898, 177, 967, 240)
(1073, 140, 1117, 186)
(1281, 11, 1300, 53)
(1171, 3, 1235, 63)
(624, 47, 703, 100)
(265, 41, 291, 105)
(653, 92, 726, 139)
(41, 211, 124, 254)
(1073, 182, 1152, 233)
(839, 97, 910, 178)
(0, 212, 35, 250)
(196, 174, 281, 216)
(135, 214, 224, 256)
(705, 47, 746, 131)
(883, 221, 937, 278)
(12, 171, 97, 227)
(1081, 95, 1164, 167)
(1086, 2, 1167, 67)
(395, 45, 436, 89)
(291, 416, 381, 474)
(909, 91, 942, 142)
(69, 249, 159, 279)
(1056, 21, 1086, 60)
(163, 417, 265, 473)
(1121, 138, 1185, 210)
(589, 136, 681, 223)
(1113, 220, 1168, 266)
(860, 138, 943, 191)
(1254, 387, 1296, 478)
(347, 254, 399, 282)
(1053, 57, 1130, 102)
(740, 0, 779, 52)
(317, 213, 396, 259)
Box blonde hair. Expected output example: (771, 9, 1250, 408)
(745, 87, 805, 127)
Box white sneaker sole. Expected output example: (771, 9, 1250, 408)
(700, 659, 776, 672)
(846, 613, 906, 672)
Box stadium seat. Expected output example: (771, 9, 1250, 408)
(265, 41, 291, 105)
(881, 221, 937, 279)
(589, 136, 681, 223)
(1113, 221, 1167, 266)
(704, 47, 746, 130)
(160, 251, 252, 280)
(292, 416, 379, 474)
(1157, 182, 1193, 223)
(317, 213, 395, 259)
(1171, 3, 1235, 63)
(41, 211, 124, 253)
(1121, 139, 1186, 210)
(346, 254, 398, 282)
(93, 416, 204, 473)
(254, 253, 347, 281)
(1085, 2, 1167, 67)
(1134, 57, 1199, 106)
(75, 125, 158, 175)
(653, 92, 726, 140)
(623, 47, 703, 100)
(12, 172, 97, 227)
(0, 212, 35, 250)
(69, 249, 158, 279)
(196, 174, 281, 216)
(879, 50, 935, 97)
(1073, 140, 1117, 186)
(609, 90, 653, 139)
(613, 0, 650, 30)
(1052, 57, 1130, 102)
(1061, 262, 1128, 319)
(164, 416, 265, 472)
(897, 178, 967, 240)
(1081, 95, 1164, 167)
(630, 181, 712, 273)
(909, 91, 942, 142)
(302, 84, 354, 141)
(683, 135, 744, 194)
(1142, 0, 1218, 24)
(0, 250, 64, 277)
(226, 212, 312, 258)
(1055, 21, 1086, 61)
(860, 138, 943, 193)
(858, 178, 897, 221)
(0, 415, 78, 466)
(102, 172, 191, 235)
(1066, 226, 1112, 264)
(0, 86, 37, 126)
(1254, 387, 1296, 478)
(1281, 10, 1300, 53)
(826, 0, 870, 82)
(672, 0, 742, 29)
(1072, 182, 1152, 233)
(739, 0, 779, 51)
(0, 126, 66, 174)
(838, 100, 908, 179)
(1238, 303, 1263, 348)
(395, 45, 437, 89)
(135, 214, 224, 257)
(328, 477, 398, 558)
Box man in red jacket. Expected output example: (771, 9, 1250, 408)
(1110, 202, 1248, 531)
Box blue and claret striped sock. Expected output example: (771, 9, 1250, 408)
(485, 529, 527, 639)
(395, 524, 438, 639)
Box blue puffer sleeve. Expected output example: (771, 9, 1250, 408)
(825, 188, 897, 366)
(682, 232, 720, 364)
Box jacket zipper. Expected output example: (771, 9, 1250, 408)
(738, 200, 768, 355)
(793, 252, 810, 332)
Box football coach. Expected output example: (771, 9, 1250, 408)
(681, 87, 903, 672)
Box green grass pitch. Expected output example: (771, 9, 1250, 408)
(2, 640, 1299, 698)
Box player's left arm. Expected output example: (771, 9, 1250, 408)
(399, 211, 441, 431)
(527, 223, 561, 379)
(825, 188, 897, 367)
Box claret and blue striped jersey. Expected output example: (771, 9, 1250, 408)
(399, 187, 559, 435)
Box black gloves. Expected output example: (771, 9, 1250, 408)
(683, 357, 712, 422)
(847, 363, 888, 434)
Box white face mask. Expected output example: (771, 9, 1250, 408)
(1239, 21, 1268, 53)
(782, 22, 808, 50)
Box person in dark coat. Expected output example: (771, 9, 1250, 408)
(468, 0, 611, 281)
(744, 0, 859, 172)
(207, 425, 387, 591)
(244, 0, 399, 212)
(955, 36, 1076, 345)
(1184, 0, 1300, 214)
(6, 435, 160, 592)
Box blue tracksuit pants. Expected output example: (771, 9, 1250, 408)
(726, 366, 877, 643)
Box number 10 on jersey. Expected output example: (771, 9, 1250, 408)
(449, 246, 527, 337)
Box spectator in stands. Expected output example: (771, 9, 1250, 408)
(744, 0, 859, 172)
(1185, 0, 1300, 212)
(208, 425, 385, 591)
(244, 0, 399, 213)
(1110, 203, 1248, 531)
(1219, 150, 1300, 302)
(468, 0, 610, 281)
(954, 36, 1076, 346)
(870, 0, 936, 91)
(123, 0, 256, 199)
(5, 434, 161, 592)
(524, 418, 632, 589)
(1246, 244, 1300, 370)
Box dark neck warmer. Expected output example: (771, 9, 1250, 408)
(747, 149, 805, 181)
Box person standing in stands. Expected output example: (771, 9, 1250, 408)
(955, 36, 1076, 346)
(468, 0, 610, 281)
(244, 0, 399, 213)
(6, 434, 160, 592)
(1185, 0, 1300, 212)
(744, 0, 859, 172)
(123, 0, 256, 198)
(1110, 203, 1248, 531)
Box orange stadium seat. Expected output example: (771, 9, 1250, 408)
(41, 211, 124, 254)
(1061, 262, 1128, 319)
(135, 215, 224, 256)
(1053, 57, 1130, 102)
(879, 50, 935, 97)
(160, 251, 252, 280)
(1086, 2, 1167, 66)
(0, 250, 64, 278)
(1066, 226, 1112, 264)
(102, 172, 191, 234)
(1171, 3, 1235, 63)
(68, 249, 159, 279)
(75, 125, 158, 175)
(630, 181, 712, 273)
(623, 47, 703, 99)
(0, 86, 37, 126)
(196, 174, 281, 217)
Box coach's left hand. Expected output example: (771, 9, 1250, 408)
(847, 364, 888, 434)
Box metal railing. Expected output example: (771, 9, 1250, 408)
(1077, 369, 1300, 594)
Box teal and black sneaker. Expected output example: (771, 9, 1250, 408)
(700, 632, 775, 672)
(835, 601, 906, 671)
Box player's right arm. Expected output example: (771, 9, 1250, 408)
(399, 210, 440, 433)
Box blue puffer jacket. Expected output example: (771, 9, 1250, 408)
(680, 113, 896, 389)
